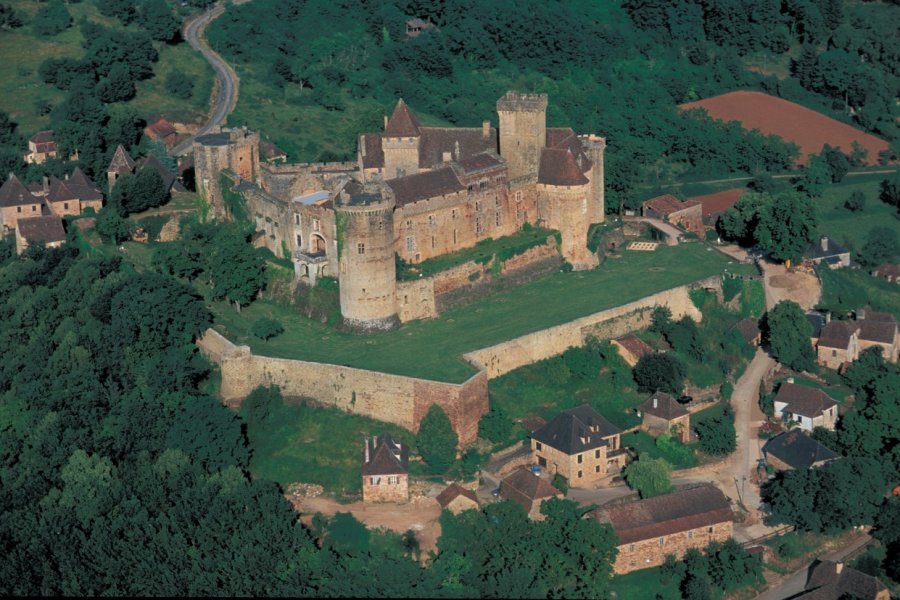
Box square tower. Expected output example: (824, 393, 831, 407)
(496, 92, 548, 181)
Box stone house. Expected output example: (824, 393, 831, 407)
(641, 194, 703, 234)
(405, 17, 435, 38)
(637, 392, 690, 443)
(530, 404, 628, 487)
(590, 484, 734, 574)
(872, 262, 900, 283)
(612, 333, 654, 367)
(762, 430, 838, 471)
(361, 434, 409, 503)
(0, 174, 44, 233)
(497, 466, 562, 520)
(797, 560, 890, 599)
(734, 317, 761, 346)
(816, 310, 899, 369)
(436, 483, 479, 514)
(44, 168, 104, 217)
(15, 215, 65, 254)
(805, 235, 850, 268)
(24, 130, 58, 164)
(773, 382, 838, 432)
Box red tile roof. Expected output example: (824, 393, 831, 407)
(436, 483, 479, 509)
(144, 118, 177, 140)
(384, 99, 421, 138)
(537, 148, 589, 186)
(688, 188, 746, 218)
(499, 467, 560, 514)
(0, 174, 40, 207)
(643, 194, 701, 216)
(613, 334, 654, 361)
(386, 166, 465, 206)
(17, 215, 66, 244)
(30, 130, 54, 144)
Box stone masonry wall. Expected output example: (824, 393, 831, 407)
(613, 520, 733, 574)
(463, 275, 720, 378)
(200, 329, 488, 445)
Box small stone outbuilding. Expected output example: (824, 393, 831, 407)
(797, 560, 890, 599)
(641, 194, 703, 234)
(362, 434, 409, 503)
(612, 334, 654, 367)
(436, 483, 479, 515)
(762, 430, 838, 471)
(734, 317, 761, 346)
(16, 215, 66, 254)
(498, 466, 562, 520)
(637, 392, 690, 443)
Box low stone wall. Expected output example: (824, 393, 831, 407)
(463, 275, 720, 378)
(198, 330, 487, 445)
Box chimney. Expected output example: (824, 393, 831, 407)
(482, 120, 490, 139)
(577, 154, 583, 168)
(787, 377, 795, 384)
(825, 311, 831, 324)
(820, 236, 828, 252)
(835, 561, 844, 574)
(64, 173, 69, 181)
(454, 140, 460, 161)
(653, 396, 658, 409)
(42, 176, 49, 192)
(384, 115, 388, 129)
(364, 438, 370, 463)
(442, 151, 451, 162)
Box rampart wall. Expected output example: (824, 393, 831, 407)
(198, 329, 488, 446)
(463, 275, 720, 378)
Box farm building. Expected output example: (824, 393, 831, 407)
(762, 430, 838, 471)
(773, 382, 838, 432)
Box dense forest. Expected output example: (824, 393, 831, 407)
(208, 0, 899, 210)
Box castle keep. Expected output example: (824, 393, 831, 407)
(193, 92, 606, 331)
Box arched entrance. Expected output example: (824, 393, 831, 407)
(312, 233, 327, 254)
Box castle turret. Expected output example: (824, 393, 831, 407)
(496, 92, 547, 181)
(336, 188, 399, 332)
(381, 100, 421, 180)
(193, 128, 260, 220)
(581, 135, 606, 225)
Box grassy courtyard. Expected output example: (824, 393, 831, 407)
(210, 243, 732, 382)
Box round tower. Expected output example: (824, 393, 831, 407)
(336, 189, 399, 332)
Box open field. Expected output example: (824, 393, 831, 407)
(680, 91, 889, 166)
(210, 243, 732, 382)
(0, 1, 212, 136)
(816, 177, 900, 253)
(819, 267, 900, 320)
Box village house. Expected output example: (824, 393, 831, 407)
(641, 194, 703, 234)
(733, 317, 761, 346)
(530, 404, 628, 487)
(436, 483, 479, 515)
(107, 144, 137, 189)
(637, 391, 690, 443)
(361, 434, 409, 503)
(590, 484, 734, 574)
(805, 235, 850, 269)
(871, 262, 900, 283)
(816, 309, 899, 369)
(612, 333, 654, 367)
(43, 168, 104, 217)
(405, 17, 435, 38)
(107, 144, 187, 195)
(143, 118, 179, 149)
(23, 130, 58, 164)
(497, 466, 563, 520)
(797, 560, 890, 600)
(772, 381, 838, 432)
(15, 215, 65, 254)
(0, 174, 44, 233)
(807, 311, 828, 347)
(687, 188, 746, 227)
(761, 430, 838, 471)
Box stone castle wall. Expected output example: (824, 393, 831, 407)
(199, 329, 488, 445)
(463, 275, 720, 378)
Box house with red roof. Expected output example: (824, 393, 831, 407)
(641, 194, 703, 234)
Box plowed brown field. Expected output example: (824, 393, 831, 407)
(680, 91, 889, 166)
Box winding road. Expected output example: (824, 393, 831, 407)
(171, 2, 241, 157)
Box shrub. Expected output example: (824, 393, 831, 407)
(251, 317, 284, 342)
(478, 405, 512, 444)
(416, 405, 458, 474)
(551, 474, 568, 495)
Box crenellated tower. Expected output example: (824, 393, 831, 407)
(335, 188, 399, 332)
(496, 92, 547, 181)
(193, 128, 261, 220)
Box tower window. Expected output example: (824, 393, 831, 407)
(452, 209, 458, 220)
(475, 217, 484, 236)
(313, 219, 320, 231)
(295, 214, 300, 225)
(406, 237, 415, 252)
(357, 243, 365, 254)
(495, 212, 501, 227)
(428, 215, 434, 226)
(515, 191, 522, 203)
(453, 229, 458, 244)
(64, 202, 69, 210)
(431, 236, 435, 249)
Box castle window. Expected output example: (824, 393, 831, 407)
(475, 217, 484, 236)
(577, 454, 583, 464)
(17, 207, 21, 213)
(595, 450, 600, 459)
(582, 199, 587, 214)
(495, 197, 501, 208)
(577, 470, 582, 478)
(431, 236, 435, 249)
(274, 222, 279, 228)
(688, 530, 694, 539)
(63, 203, 69, 210)
(406, 220, 412, 229)
(535, 442, 542, 451)
(659, 537, 665, 546)
(428, 215, 434, 226)
(295, 214, 300, 225)
(467, 184, 474, 193)
(628, 544, 635, 552)
(32, 205, 36, 212)
(296, 234, 302, 247)
(515, 191, 522, 203)
(495, 212, 501, 227)
(475, 201, 482, 212)
(453, 229, 458, 245)
(595, 465, 600, 473)
(406, 236, 415, 252)
(452, 209, 458, 220)
(707, 527, 713, 534)
(357, 243, 365, 255)
(313, 219, 320, 231)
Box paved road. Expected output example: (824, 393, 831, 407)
(690, 168, 896, 187)
(171, 2, 239, 157)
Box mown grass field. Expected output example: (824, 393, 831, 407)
(210, 242, 732, 382)
(0, 1, 212, 136)
(816, 175, 900, 253)
(819, 266, 900, 319)
(609, 567, 681, 600)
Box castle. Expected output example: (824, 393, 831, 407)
(193, 92, 606, 331)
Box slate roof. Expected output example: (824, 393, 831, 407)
(384, 99, 421, 138)
(195, 132, 231, 146)
(643, 194, 701, 216)
(688, 188, 745, 219)
(46, 177, 75, 202)
(773, 383, 838, 419)
(613, 334, 654, 361)
(386, 166, 464, 206)
(362, 434, 409, 477)
(260, 140, 286, 161)
(537, 148, 589, 186)
(807, 312, 827, 338)
(806, 236, 848, 260)
(66, 168, 103, 202)
(137, 154, 187, 193)
(29, 130, 57, 153)
(455, 151, 503, 174)
(817, 320, 856, 349)
(591, 484, 733, 545)
(108, 144, 136, 175)
(0, 174, 40, 207)
(734, 317, 761, 344)
(436, 483, 479, 509)
(498, 467, 560, 513)
(860, 319, 897, 344)
(359, 133, 385, 169)
(17, 215, 65, 243)
(762, 430, 838, 470)
(639, 391, 689, 420)
(531, 404, 622, 455)
(419, 128, 498, 169)
(799, 560, 889, 600)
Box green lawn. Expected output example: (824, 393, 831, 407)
(210, 243, 732, 382)
(609, 567, 681, 600)
(623, 430, 699, 470)
(819, 266, 900, 319)
(0, 1, 212, 136)
(242, 399, 415, 495)
(817, 176, 900, 254)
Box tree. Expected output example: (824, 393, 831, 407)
(0, 3, 22, 29)
(111, 168, 169, 216)
(95, 206, 133, 243)
(251, 317, 284, 342)
(97, 63, 138, 103)
(666, 316, 704, 361)
(416, 404, 457, 474)
(755, 191, 818, 264)
(138, 0, 180, 42)
(478, 405, 512, 444)
(696, 406, 737, 456)
(822, 145, 850, 183)
(205, 224, 266, 310)
(796, 154, 830, 199)
(633, 352, 686, 395)
(624, 457, 672, 498)
(878, 176, 900, 209)
(764, 301, 815, 372)
(857, 227, 898, 267)
(649, 305, 672, 335)
(165, 70, 194, 100)
(844, 190, 866, 212)
(32, 0, 71, 36)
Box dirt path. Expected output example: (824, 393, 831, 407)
(760, 260, 821, 311)
(288, 495, 444, 556)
